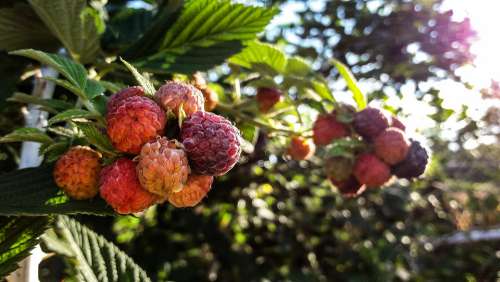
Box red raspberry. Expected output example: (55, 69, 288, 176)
(330, 176, 366, 198)
(353, 153, 391, 187)
(181, 111, 241, 176)
(392, 140, 428, 179)
(99, 158, 159, 214)
(53, 146, 101, 200)
(136, 137, 190, 199)
(106, 96, 166, 154)
(312, 114, 349, 146)
(155, 81, 204, 118)
(324, 157, 354, 183)
(353, 107, 390, 139)
(374, 128, 410, 165)
(106, 86, 144, 113)
(256, 87, 282, 113)
(168, 174, 213, 208)
(391, 116, 406, 131)
(287, 136, 315, 160)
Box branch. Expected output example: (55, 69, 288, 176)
(427, 227, 500, 248)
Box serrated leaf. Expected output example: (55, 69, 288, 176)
(120, 58, 156, 97)
(311, 80, 335, 102)
(84, 80, 105, 100)
(0, 165, 113, 216)
(28, 0, 103, 63)
(332, 59, 367, 109)
(48, 109, 100, 126)
(0, 3, 59, 52)
(99, 81, 124, 93)
(0, 128, 53, 144)
(42, 216, 152, 282)
(8, 92, 73, 113)
(0, 216, 50, 279)
(286, 56, 312, 76)
(75, 122, 115, 155)
(229, 41, 287, 74)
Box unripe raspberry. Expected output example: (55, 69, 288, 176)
(155, 81, 204, 118)
(136, 137, 190, 198)
(312, 114, 349, 146)
(202, 87, 219, 111)
(392, 140, 428, 179)
(256, 87, 282, 113)
(391, 116, 406, 131)
(106, 86, 144, 113)
(53, 146, 101, 200)
(181, 111, 241, 176)
(168, 174, 213, 208)
(353, 107, 390, 139)
(324, 157, 354, 183)
(106, 96, 166, 154)
(374, 128, 410, 165)
(287, 136, 315, 160)
(99, 158, 159, 214)
(353, 153, 391, 187)
(330, 176, 366, 198)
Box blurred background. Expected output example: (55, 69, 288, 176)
(1, 0, 499, 281)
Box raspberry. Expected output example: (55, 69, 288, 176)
(330, 176, 366, 198)
(192, 73, 218, 111)
(106, 86, 144, 113)
(324, 157, 354, 183)
(53, 146, 101, 200)
(392, 140, 428, 179)
(374, 128, 410, 165)
(181, 111, 241, 176)
(287, 136, 315, 160)
(353, 153, 391, 187)
(353, 107, 390, 139)
(106, 96, 166, 154)
(256, 87, 282, 113)
(391, 116, 406, 131)
(155, 81, 204, 118)
(136, 137, 190, 198)
(99, 158, 159, 214)
(312, 114, 349, 146)
(168, 174, 213, 208)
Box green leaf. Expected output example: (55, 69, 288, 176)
(75, 122, 115, 155)
(0, 3, 59, 51)
(311, 80, 335, 103)
(39, 141, 70, 162)
(0, 216, 50, 279)
(0, 165, 113, 216)
(99, 81, 124, 93)
(229, 41, 287, 74)
(0, 128, 53, 144)
(28, 0, 103, 63)
(7, 92, 73, 113)
(42, 216, 152, 282)
(48, 109, 101, 126)
(120, 58, 156, 97)
(286, 56, 313, 76)
(332, 59, 367, 109)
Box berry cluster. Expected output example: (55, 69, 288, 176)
(287, 104, 429, 198)
(53, 81, 241, 214)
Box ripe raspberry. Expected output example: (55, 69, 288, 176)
(287, 136, 315, 160)
(106, 96, 166, 154)
(324, 157, 354, 183)
(136, 137, 190, 198)
(106, 86, 144, 113)
(155, 81, 204, 118)
(181, 111, 241, 176)
(53, 146, 101, 200)
(168, 174, 213, 208)
(99, 158, 159, 214)
(392, 140, 429, 179)
(330, 176, 366, 198)
(312, 114, 349, 146)
(391, 116, 406, 131)
(353, 153, 391, 187)
(374, 128, 410, 165)
(353, 107, 390, 139)
(256, 87, 282, 113)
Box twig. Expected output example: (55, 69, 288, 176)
(425, 227, 500, 248)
